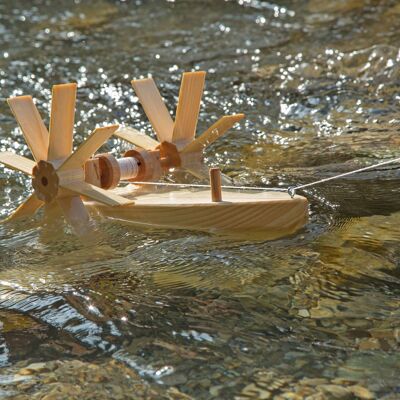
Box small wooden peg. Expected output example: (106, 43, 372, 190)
(209, 168, 222, 202)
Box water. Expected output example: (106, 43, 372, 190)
(0, 0, 400, 398)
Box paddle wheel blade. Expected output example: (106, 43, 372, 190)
(181, 114, 245, 154)
(0, 152, 36, 175)
(59, 125, 119, 171)
(114, 127, 159, 150)
(131, 77, 174, 143)
(7, 96, 49, 162)
(48, 83, 77, 160)
(60, 181, 134, 207)
(172, 71, 206, 148)
(57, 195, 91, 235)
(2, 193, 43, 222)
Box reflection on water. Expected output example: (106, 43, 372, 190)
(0, 0, 400, 398)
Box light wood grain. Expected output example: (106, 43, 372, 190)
(3, 194, 43, 222)
(182, 114, 245, 154)
(0, 152, 36, 175)
(7, 96, 49, 162)
(172, 71, 206, 147)
(60, 181, 134, 206)
(90, 187, 309, 239)
(84, 158, 101, 187)
(114, 126, 159, 150)
(59, 125, 119, 171)
(131, 78, 174, 143)
(48, 83, 77, 161)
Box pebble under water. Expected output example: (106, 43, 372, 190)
(0, 0, 400, 398)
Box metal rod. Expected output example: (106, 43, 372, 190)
(121, 156, 400, 199)
(121, 180, 289, 192)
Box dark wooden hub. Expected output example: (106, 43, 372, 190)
(32, 160, 59, 203)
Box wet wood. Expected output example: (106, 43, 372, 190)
(2, 194, 43, 222)
(57, 195, 91, 235)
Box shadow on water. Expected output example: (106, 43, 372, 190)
(0, 0, 399, 398)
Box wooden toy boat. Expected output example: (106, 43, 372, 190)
(0, 71, 309, 239)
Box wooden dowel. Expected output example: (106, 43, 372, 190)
(209, 168, 222, 202)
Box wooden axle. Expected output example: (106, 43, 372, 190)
(85, 154, 138, 189)
(84, 144, 204, 190)
(84, 150, 164, 189)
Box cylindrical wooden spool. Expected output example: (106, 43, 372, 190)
(96, 153, 120, 189)
(209, 168, 222, 202)
(123, 149, 162, 182)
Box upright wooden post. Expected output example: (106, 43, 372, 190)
(209, 168, 222, 202)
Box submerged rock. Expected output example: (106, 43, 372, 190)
(18, 362, 52, 375)
(0, 359, 193, 400)
(232, 368, 378, 400)
(64, 2, 119, 31)
(317, 384, 352, 399)
(349, 385, 375, 400)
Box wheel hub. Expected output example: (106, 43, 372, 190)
(32, 160, 59, 203)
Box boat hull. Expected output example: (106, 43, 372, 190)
(86, 187, 309, 240)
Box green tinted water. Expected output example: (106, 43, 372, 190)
(0, 0, 399, 398)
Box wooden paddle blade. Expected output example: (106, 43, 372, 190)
(172, 71, 206, 147)
(60, 181, 134, 206)
(0, 152, 36, 175)
(3, 194, 43, 222)
(57, 196, 92, 235)
(131, 78, 174, 143)
(59, 125, 119, 171)
(114, 126, 159, 150)
(7, 96, 49, 162)
(48, 83, 77, 161)
(181, 114, 245, 154)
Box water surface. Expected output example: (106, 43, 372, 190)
(0, 0, 400, 398)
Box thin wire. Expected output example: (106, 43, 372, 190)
(288, 156, 400, 197)
(122, 156, 400, 198)
(122, 180, 288, 192)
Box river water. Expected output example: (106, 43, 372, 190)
(0, 0, 399, 398)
